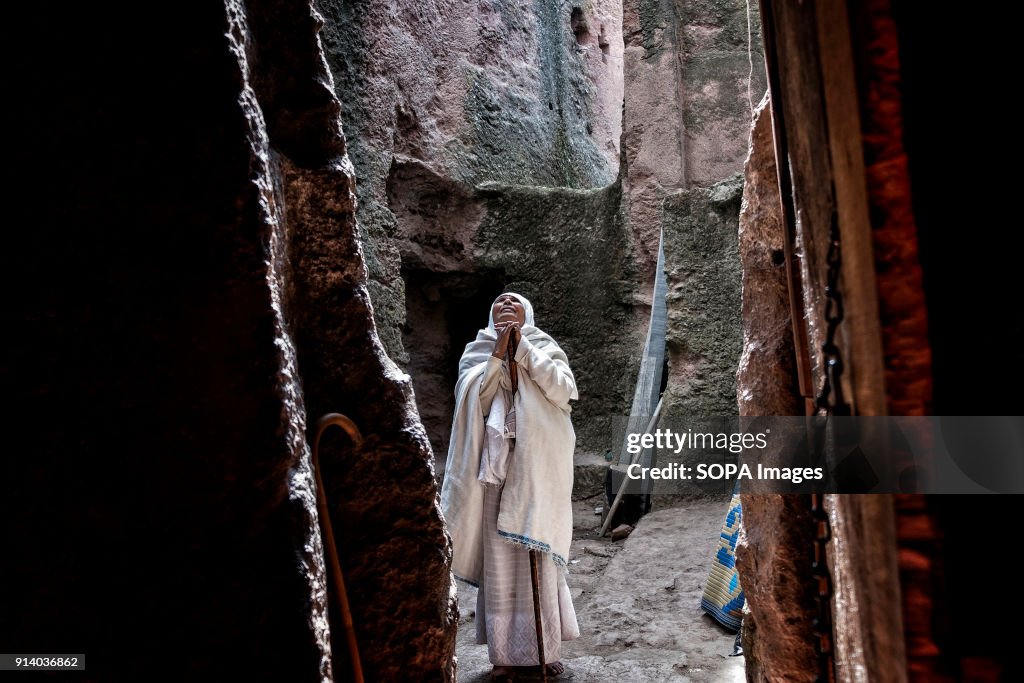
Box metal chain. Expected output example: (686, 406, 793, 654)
(809, 490, 835, 683)
(817, 209, 852, 418)
(810, 208, 846, 683)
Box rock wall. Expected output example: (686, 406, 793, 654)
(319, 0, 624, 365)
(737, 495, 819, 683)
(250, 2, 459, 678)
(621, 0, 766, 285)
(393, 174, 642, 462)
(661, 174, 744, 417)
(618, 0, 766, 494)
(474, 180, 639, 451)
(641, 174, 744, 496)
(676, 0, 765, 187)
(735, 94, 799, 417)
(621, 0, 686, 281)
(318, 0, 635, 458)
(732, 88, 818, 683)
(317, 0, 765, 461)
(5, 2, 455, 680)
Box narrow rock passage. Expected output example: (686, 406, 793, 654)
(456, 493, 745, 682)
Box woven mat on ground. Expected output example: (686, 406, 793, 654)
(700, 492, 745, 632)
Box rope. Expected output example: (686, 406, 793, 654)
(746, 0, 756, 119)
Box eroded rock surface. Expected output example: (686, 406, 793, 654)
(646, 175, 745, 497)
(319, 0, 625, 367)
(735, 95, 799, 418)
(732, 91, 816, 683)
(320, 0, 765, 463)
(622, 0, 767, 286)
(7, 2, 457, 680)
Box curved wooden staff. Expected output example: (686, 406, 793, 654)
(507, 331, 548, 683)
(312, 413, 365, 683)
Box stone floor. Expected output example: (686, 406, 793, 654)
(454, 487, 745, 682)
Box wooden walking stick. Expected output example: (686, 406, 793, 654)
(313, 413, 366, 683)
(507, 329, 548, 683)
(529, 550, 548, 683)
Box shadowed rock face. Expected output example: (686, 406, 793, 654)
(281, 158, 457, 682)
(732, 93, 817, 683)
(643, 174, 745, 499)
(6, 1, 455, 680)
(473, 181, 641, 453)
(736, 494, 819, 682)
(396, 175, 644, 465)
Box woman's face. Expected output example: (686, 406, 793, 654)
(492, 294, 526, 326)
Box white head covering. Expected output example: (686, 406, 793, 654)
(487, 292, 535, 330)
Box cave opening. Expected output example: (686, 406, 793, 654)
(402, 266, 508, 469)
(570, 7, 591, 45)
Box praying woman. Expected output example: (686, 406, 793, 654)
(441, 292, 580, 682)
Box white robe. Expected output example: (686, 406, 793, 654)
(441, 294, 581, 664)
(441, 328, 578, 585)
(475, 482, 580, 665)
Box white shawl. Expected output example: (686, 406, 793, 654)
(440, 293, 578, 585)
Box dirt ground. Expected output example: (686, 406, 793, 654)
(454, 492, 745, 682)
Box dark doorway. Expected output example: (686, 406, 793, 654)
(402, 267, 507, 468)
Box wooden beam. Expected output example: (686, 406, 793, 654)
(815, 0, 888, 417)
(756, 2, 907, 682)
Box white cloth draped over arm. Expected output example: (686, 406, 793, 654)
(478, 356, 512, 486)
(479, 356, 503, 415)
(514, 336, 579, 410)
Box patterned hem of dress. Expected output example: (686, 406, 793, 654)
(497, 530, 567, 568)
